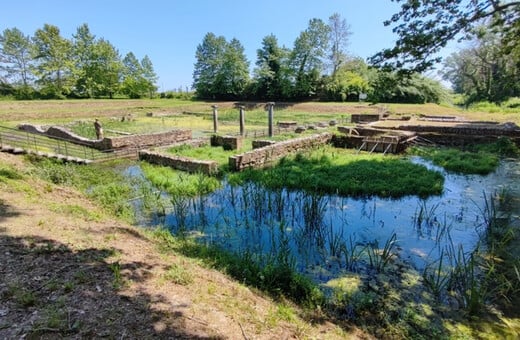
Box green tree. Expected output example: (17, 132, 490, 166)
(120, 52, 156, 98)
(214, 38, 250, 99)
(369, 70, 446, 103)
(192, 33, 227, 99)
(253, 34, 291, 100)
(0, 27, 34, 96)
(71, 23, 100, 98)
(289, 18, 330, 99)
(93, 39, 122, 98)
(140, 55, 158, 98)
(371, 0, 520, 72)
(327, 13, 351, 77)
(32, 24, 73, 98)
(442, 31, 520, 104)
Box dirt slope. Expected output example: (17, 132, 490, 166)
(0, 152, 367, 339)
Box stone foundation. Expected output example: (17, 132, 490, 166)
(139, 150, 218, 175)
(229, 132, 333, 171)
(210, 135, 243, 150)
(351, 114, 381, 123)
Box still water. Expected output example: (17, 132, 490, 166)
(129, 158, 520, 283)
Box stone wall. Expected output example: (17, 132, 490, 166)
(106, 129, 191, 149)
(252, 140, 277, 149)
(229, 132, 333, 171)
(210, 135, 243, 150)
(18, 123, 191, 151)
(139, 150, 218, 175)
(351, 114, 381, 123)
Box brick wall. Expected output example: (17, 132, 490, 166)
(139, 150, 218, 175)
(229, 132, 333, 171)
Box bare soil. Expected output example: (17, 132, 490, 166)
(0, 152, 367, 339)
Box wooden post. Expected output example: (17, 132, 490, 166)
(267, 102, 275, 137)
(211, 105, 218, 133)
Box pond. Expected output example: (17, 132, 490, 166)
(128, 157, 520, 284)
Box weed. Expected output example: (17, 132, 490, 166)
(163, 263, 194, 285)
(109, 261, 125, 290)
(8, 283, 37, 307)
(367, 233, 398, 273)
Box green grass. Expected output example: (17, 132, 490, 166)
(408, 138, 519, 175)
(229, 146, 445, 198)
(140, 162, 221, 197)
(25, 155, 136, 222)
(148, 227, 324, 307)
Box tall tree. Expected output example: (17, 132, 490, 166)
(92, 39, 122, 98)
(214, 38, 250, 99)
(140, 55, 158, 98)
(327, 13, 352, 77)
(0, 27, 34, 91)
(442, 31, 520, 103)
(253, 34, 290, 100)
(71, 23, 97, 97)
(371, 0, 520, 72)
(290, 18, 330, 98)
(192, 33, 227, 99)
(32, 24, 73, 98)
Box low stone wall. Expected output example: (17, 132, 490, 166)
(252, 140, 277, 149)
(139, 150, 218, 175)
(351, 114, 381, 123)
(210, 135, 243, 150)
(18, 123, 191, 150)
(229, 132, 333, 171)
(106, 129, 191, 149)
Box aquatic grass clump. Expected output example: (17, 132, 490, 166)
(140, 162, 221, 197)
(230, 147, 444, 198)
(408, 146, 500, 175)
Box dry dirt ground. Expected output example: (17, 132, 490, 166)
(0, 152, 368, 339)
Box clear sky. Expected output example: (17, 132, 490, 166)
(1, 1, 455, 91)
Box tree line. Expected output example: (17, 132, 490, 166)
(373, 0, 520, 105)
(192, 13, 447, 104)
(0, 23, 157, 99)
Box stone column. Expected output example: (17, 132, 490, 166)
(211, 105, 218, 133)
(267, 102, 275, 137)
(239, 105, 245, 136)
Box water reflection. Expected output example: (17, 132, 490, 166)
(133, 158, 520, 283)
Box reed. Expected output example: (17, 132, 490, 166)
(366, 233, 398, 273)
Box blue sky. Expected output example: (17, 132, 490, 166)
(1, 1, 455, 91)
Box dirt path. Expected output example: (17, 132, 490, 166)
(0, 152, 366, 339)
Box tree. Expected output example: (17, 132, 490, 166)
(289, 18, 330, 99)
(121, 52, 150, 98)
(71, 23, 97, 97)
(371, 0, 520, 72)
(140, 55, 158, 98)
(369, 70, 447, 103)
(327, 13, 352, 77)
(0, 27, 34, 94)
(214, 38, 250, 99)
(253, 34, 291, 100)
(32, 24, 73, 98)
(92, 39, 122, 98)
(192, 33, 227, 99)
(442, 31, 520, 104)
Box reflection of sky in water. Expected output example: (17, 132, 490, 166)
(131, 158, 520, 283)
